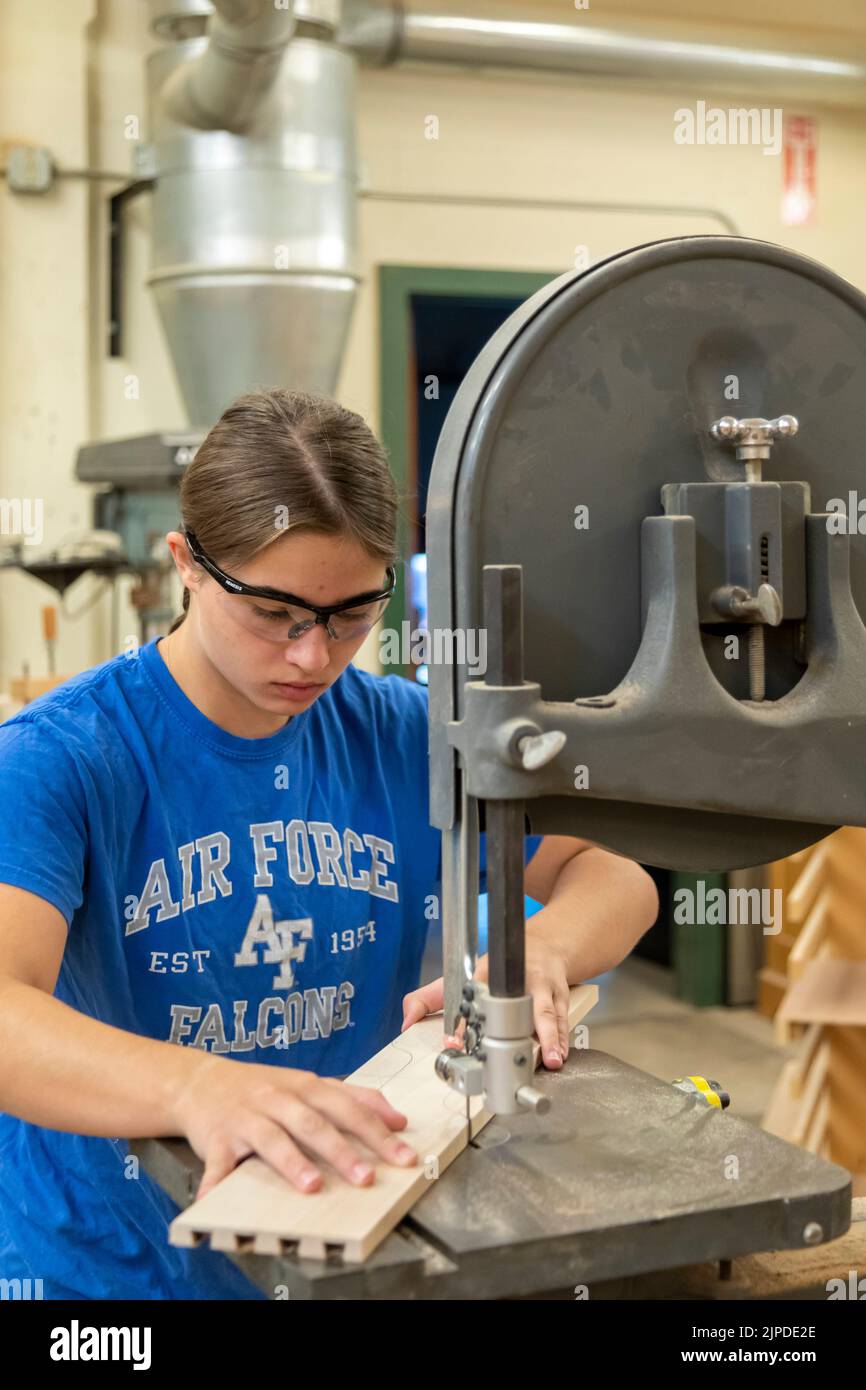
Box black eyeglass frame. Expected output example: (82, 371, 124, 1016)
(183, 529, 397, 629)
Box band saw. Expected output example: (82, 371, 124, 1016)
(138, 234, 866, 1297)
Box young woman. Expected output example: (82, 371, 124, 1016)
(0, 388, 657, 1299)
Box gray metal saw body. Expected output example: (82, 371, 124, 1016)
(426, 234, 866, 1045)
(427, 236, 866, 863)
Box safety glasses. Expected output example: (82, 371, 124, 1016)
(184, 529, 396, 643)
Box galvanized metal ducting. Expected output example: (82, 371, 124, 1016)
(143, 0, 864, 430)
(342, 2, 866, 107)
(158, 1, 298, 134)
(145, 0, 359, 427)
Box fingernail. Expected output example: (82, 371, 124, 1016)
(300, 1169, 320, 1190)
(548, 1050, 561, 1064)
(396, 1143, 417, 1161)
(352, 1163, 374, 1182)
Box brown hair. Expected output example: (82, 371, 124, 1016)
(169, 387, 402, 631)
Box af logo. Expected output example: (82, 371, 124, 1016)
(233, 893, 313, 989)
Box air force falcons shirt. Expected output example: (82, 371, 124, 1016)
(0, 639, 541, 1299)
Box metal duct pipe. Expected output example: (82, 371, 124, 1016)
(142, 0, 862, 431)
(159, 1, 299, 134)
(339, 2, 866, 107)
(146, 1, 359, 427)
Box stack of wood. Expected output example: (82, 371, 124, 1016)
(761, 828, 866, 1194)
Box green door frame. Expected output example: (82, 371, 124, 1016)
(378, 264, 557, 678)
(671, 871, 727, 1006)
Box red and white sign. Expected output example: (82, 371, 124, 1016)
(782, 115, 817, 226)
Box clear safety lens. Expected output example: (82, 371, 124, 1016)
(228, 593, 389, 643)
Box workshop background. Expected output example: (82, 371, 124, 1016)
(2, 0, 866, 1184)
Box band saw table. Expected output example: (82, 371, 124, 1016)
(137, 236, 866, 1294)
(133, 1046, 853, 1299)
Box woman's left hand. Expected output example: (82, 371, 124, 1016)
(401, 928, 573, 1070)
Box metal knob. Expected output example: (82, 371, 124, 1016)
(517, 729, 567, 771)
(710, 414, 799, 481)
(435, 1047, 463, 1083)
(710, 414, 798, 449)
(498, 719, 566, 771)
(712, 582, 782, 627)
(737, 583, 783, 626)
(516, 1085, 551, 1114)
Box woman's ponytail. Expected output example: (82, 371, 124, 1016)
(168, 586, 191, 634)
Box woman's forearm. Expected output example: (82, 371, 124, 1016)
(527, 847, 658, 982)
(0, 975, 209, 1137)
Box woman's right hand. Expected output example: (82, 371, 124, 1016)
(173, 1054, 418, 1200)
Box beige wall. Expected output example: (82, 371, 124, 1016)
(1, 0, 865, 683)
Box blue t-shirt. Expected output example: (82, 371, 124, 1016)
(0, 639, 541, 1299)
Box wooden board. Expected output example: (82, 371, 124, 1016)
(761, 1025, 825, 1139)
(8, 674, 71, 704)
(170, 983, 598, 1263)
(785, 842, 829, 923)
(764, 929, 797, 976)
(758, 966, 788, 1022)
(761, 1057, 802, 1139)
(777, 959, 866, 1027)
(787, 889, 830, 980)
(790, 1040, 830, 1146)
